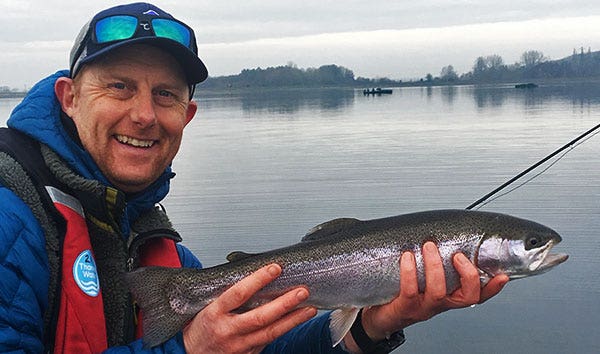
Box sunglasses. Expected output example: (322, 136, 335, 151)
(84, 14, 198, 98)
(93, 15, 195, 49)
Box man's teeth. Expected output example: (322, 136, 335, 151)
(115, 135, 154, 148)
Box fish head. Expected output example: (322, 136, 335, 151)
(475, 216, 568, 281)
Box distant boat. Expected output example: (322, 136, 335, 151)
(515, 83, 538, 89)
(363, 87, 393, 95)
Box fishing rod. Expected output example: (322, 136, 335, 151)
(466, 122, 600, 210)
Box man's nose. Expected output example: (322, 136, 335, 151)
(130, 92, 157, 127)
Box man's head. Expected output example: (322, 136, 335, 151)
(55, 3, 205, 193)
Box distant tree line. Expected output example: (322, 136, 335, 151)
(198, 48, 600, 90)
(200, 63, 359, 89)
(428, 48, 600, 84)
(199, 62, 408, 89)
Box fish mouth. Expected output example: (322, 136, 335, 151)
(528, 239, 569, 276)
(533, 252, 569, 274)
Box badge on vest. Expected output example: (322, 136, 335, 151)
(73, 250, 100, 297)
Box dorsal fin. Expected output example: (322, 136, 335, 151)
(226, 251, 256, 262)
(302, 218, 361, 242)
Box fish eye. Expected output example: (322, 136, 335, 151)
(527, 237, 540, 248)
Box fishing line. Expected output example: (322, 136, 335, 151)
(473, 129, 600, 209)
(466, 122, 600, 210)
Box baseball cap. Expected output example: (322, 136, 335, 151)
(69, 2, 208, 85)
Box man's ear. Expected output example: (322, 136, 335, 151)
(184, 100, 198, 126)
(54, 77, 76, 116)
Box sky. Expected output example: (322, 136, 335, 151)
(2, 0, 600, 89)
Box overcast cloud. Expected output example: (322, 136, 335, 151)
(1, 0, 600, 88)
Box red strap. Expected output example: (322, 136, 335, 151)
(139, 237, 182, 268)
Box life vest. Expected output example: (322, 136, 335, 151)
(0, 128, 183, 353)
(49, 185, 182, 353)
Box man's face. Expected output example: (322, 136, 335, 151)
(57, 44, 197, 193)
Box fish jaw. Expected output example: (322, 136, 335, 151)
(508, 238, 568, 279)
(477, 237, 568, 280)
(522, 240, 569, 277)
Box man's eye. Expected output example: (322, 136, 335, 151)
(110, 82, 126, 90)
(158, 90, 173, 97)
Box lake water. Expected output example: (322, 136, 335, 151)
(1, 82, 599, 353)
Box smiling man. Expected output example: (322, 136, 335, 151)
(0, 2, 507, 354)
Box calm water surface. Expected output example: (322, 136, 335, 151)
(1, 83, 599, 353)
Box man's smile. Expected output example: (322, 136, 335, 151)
(114, 134, 156, 148)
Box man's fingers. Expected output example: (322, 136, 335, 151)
(215, 264, 282, 313)
(399, 251, 419, 298)
(452, 253, 481, 303)
(422, 242, 447, 300)
(480, 274, 509, 303)
(188, 266, 317, 353)
(238, 287, 310, 333)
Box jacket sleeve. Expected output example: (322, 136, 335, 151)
(100, 334, 187, 354)
(0, 188, 50, 353)
(103, 314, 351, 354)
(262, 312, 350, 354)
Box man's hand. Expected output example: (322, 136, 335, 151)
(345, 241, 509, 351)
(182, 264, 317, 354)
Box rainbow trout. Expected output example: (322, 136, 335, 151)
(126, 209, 568, 348)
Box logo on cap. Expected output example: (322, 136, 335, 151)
(73, 250, 100, 297)
(143, 9, 160, 16)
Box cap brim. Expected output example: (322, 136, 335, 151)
(78, 37, 208, 84)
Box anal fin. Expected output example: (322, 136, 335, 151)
(329, 307, 360, 347)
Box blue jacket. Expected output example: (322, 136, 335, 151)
(0, 71, 347, 353)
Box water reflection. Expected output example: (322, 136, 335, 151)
(194, 82, 600, 119)
(472, 85, 509, 108)
(538, 82, 600, 103)
(471, 82, 600, 110)
(199, 88, 355, 115)
(440, 85, 456, 105)
(421, 86, 433, 100)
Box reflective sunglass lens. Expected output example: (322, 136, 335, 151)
(152, 19, 191, 46)
(95, 15, 138, 43)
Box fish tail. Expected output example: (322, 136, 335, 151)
(125, 266, 197, 348)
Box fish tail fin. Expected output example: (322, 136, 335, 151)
(329, 307, 360, 347)
(125, 266, 197, 348)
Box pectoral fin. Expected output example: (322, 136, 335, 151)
(329, 307, 360, 347)
(479, 268, 492, 286)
